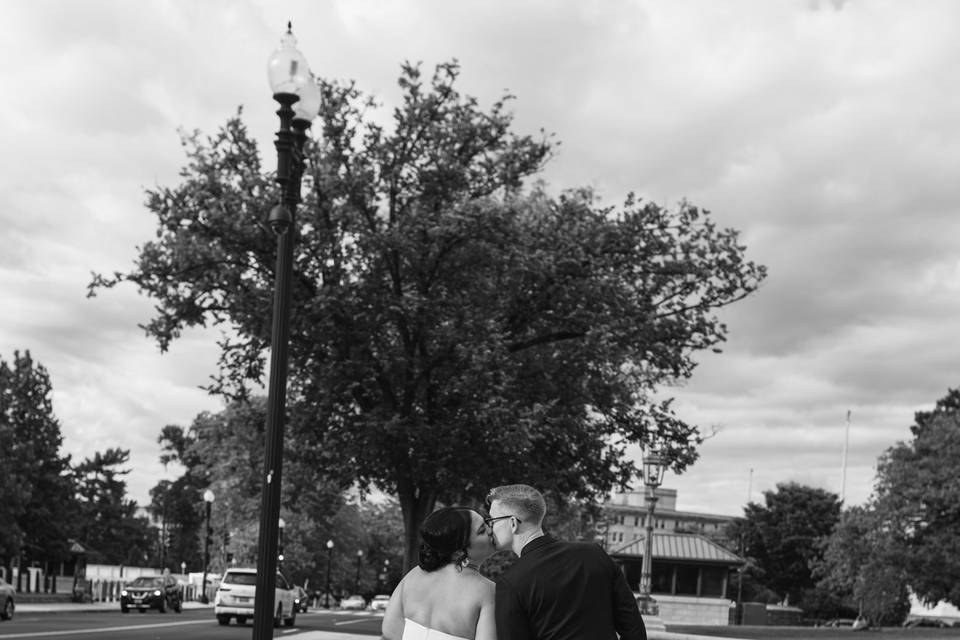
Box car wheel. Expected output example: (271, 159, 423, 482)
(217, 614, 230, 625)
(236, 615, 247, 625)
(284, 608, 296, 627)
(1, 597, 14, 621)
(158, 597, 166, 613)
(121, 605, 129, 614)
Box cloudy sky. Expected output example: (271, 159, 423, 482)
(2, 0, 958, 517)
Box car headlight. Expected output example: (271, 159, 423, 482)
(121, 590, 128, 596)
(154, 590, 162, 596)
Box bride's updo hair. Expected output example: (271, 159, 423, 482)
(418, 506, 473, 572)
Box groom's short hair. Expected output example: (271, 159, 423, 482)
(487, 484, 546, 525)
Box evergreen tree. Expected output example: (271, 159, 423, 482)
(0, 350, 75, 577)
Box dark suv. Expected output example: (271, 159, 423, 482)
(120, 575, 182, 613)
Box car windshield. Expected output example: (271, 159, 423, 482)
(223, 572, 257, 585)
(129, 577, 163, 588)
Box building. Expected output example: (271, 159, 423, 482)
(602, 487, 735, 546)
(603, 488, 743, 626)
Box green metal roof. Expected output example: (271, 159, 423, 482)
(608, 532, 743, 564)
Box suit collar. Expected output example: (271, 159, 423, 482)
(520, 533, 554, 557)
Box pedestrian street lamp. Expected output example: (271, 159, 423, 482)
(278, 518, 286, 564)
(355, 550, 363, 593)
(200, 489, 215, 604)
(638, 447, 668, 617)
(253, 23, 321, 640)
(324, 540, 334, 608)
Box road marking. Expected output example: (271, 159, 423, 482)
(0, 619, 210, 638)
(334, 618, 373, 626)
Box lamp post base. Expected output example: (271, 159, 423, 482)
(637, 594, 659, 616)
(636, 594, 666, 631)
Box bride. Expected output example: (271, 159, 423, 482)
(382, 506, 497, 640)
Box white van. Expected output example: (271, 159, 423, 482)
(213, 567, 297, 627)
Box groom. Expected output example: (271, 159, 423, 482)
(486, 484, 646, 640)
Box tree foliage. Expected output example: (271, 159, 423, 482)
(150, 398, 364, 584)
(871, 388, 960, 608)
(735, 482, 841, 606)
(90, 61, 766, 569)
(74, 448, 155, 564)
(813, 505, 909, 625)
(0, 350, 76, 574)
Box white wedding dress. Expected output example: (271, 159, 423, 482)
(402, 617, 471, 640)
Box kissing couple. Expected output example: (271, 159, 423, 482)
(381, 484, 647, 640)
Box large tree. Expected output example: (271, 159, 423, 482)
(736, 482, 841, 606)
(152, 398, 355, 580)
(870, 388, 960, 608)
(90, 61, 766, 568)
(813, 505, 909, 626)
(74, 448, 154, 565)
(0, 350, 76, 578)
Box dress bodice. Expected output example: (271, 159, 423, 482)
(402, 617, 471, 640)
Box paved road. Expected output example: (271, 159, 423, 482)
(0, 607, 382, 639)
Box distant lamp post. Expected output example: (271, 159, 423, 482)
(200, 489, 215, 604)
(638, 448, 668, 616)
(253, 23, 320, 640)
(324, 540, 334, 608)
(355, 550, 363, 593)
(278, 518, 286, 564)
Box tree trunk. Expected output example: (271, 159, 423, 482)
(397, 484, 436, 575)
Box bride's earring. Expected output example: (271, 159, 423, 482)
(460, 555, 470, 570)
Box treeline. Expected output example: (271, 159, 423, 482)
(0, 350, 155, 577)
(709, 387, 960, 625)
(0, 349, 410, 592)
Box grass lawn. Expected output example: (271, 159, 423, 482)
(665, 625, 959, 640)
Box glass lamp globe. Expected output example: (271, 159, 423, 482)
(267, 23, 311, 96)
(293, 73, 321, 123)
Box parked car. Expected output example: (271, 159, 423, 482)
(368, 594, 391, 612)
(120, 574, 182, 613)
(213, 567, 296, 627)
(823, 618, 855, 627)
(0, 578, 14, 621)
(903, 617, 950, 628)
(294, 586, 309, 613)
(340, 594, 366, 610)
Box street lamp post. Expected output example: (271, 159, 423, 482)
(324, 540, 334, 608)
(278, 518, 286, 565)
(200, 489, 215, 604)
(355, 550, 363, 593)
(253, 23, 320, 640)
(638, 448, 667, 617)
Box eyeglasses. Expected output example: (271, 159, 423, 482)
(484, 514, 522, 528)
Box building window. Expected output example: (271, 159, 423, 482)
(700, 566, 727, 597)
(675, 565, 699, 596)
(651, 561, 671, 595)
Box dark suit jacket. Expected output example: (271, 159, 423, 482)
(494, 535, 647, 640)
